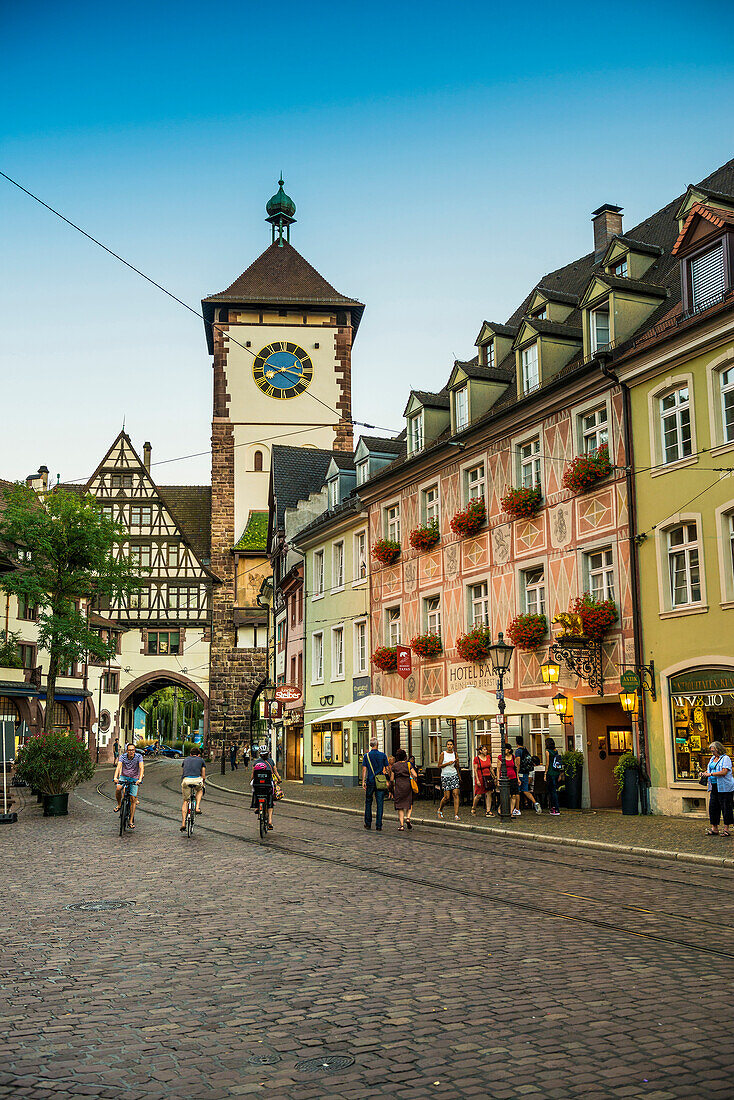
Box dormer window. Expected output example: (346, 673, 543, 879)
(690, 241, 726, 311)
(356, 459, 368, 485)
(612, 259, 628, 278)
(455, 386, 469, 431)
(590, 306, 610, 353)
(328, 478, 339, 509)
(532, 307, 547, 321)
(409, 413, 424, 454)
(521, 343, 539, 394)
(486, 342, 494, 370)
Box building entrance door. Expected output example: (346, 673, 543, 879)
(584, 703, 633, 808)
(286, 727, 303, 780)
(390, 721, 401, 757)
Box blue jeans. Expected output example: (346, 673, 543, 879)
(364, 784, 385, 829)
(546, 773, 560, 812)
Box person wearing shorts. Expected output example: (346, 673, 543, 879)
(114, 743, 144, 828)
(180, 747, 206, 831)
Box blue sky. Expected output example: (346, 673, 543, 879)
(1, 0, 733, 483)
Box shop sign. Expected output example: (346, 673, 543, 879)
(448, 662, 496, 690)
(396, 646, 412, 680)
(353, 676, 371, 701)
(275, 684, 302, 703)
(263, 700, 283, 719)
(670, 668, 734, 699)
(620, 670, 640, 690)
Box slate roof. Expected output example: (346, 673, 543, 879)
(521, 319, 583, 341)
(234, 510, 269, 553)
(158, 486, 211, 562)
(329, 451, 356, 472)
(590, 274, 669, 298)
(533, 287, 580, 305)
(605, 235, 664, 257)
(479, 321, 519, 339)
(406, 390, 451, 411)
(453, 360, 513, 383)
(293, 492, 363, 545)
(357, 435, 406, 456)
(269, 444, 342, 532)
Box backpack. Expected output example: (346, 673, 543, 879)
(518, 748, 533, 774)
(548, 751, 564, 775)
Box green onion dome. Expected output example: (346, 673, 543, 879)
(266, 178, 296, 218)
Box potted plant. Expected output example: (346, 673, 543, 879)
(561, 748, 584, 809)
(372, 646, 398, 672)
(501, 486, 543, 519)
(372, 538, 401, 566)
(506, 613, 547, 650)
(0, 630, 22, 669)
(613, 751, 640, 816)
(450, 499, 486, 538)
(571, 593, 618, 640)
(456, 626, 492, 662)
(410, 631, 443, 659)
(562, 444, 612, 494)
(409, 521, 440, 552)
(15, 729, 95, 817)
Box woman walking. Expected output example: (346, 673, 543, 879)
(498, 743, 521, 816)
(544, 737, 562, 816)
(392, 749, 417, 831)
(437, 739, 461, 820)
(702, 741, 734, 836)
(471, 744, 496, 817)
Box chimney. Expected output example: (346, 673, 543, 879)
(591, 204, 623, 260)
(143, 442, 152, 472)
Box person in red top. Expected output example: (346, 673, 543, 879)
(497, 744, 521, 817)
(471, 744, 496, 817)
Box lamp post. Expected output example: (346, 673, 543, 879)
(552, 691, 569, 720)
(220, 697, 230, 776)
(488, 631, 515, 818)
(262, 681, 277, 759)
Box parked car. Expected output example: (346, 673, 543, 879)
(160, 745, 183, 758)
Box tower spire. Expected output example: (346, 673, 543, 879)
(265, 177, 296, 246)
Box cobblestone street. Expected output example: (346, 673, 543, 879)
(4, 760, 733, 1099)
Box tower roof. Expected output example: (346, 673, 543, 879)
(266, 178, 296, 219)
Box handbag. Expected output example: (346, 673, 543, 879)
(699, 775, 709, 787)
(409, 764, 419, 795)
(274, 781, 285, 800)
(367, 753, 388, 790)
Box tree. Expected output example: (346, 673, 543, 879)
(0, 485, 141, 732)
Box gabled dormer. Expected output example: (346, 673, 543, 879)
(404, 390, 450, 455)
(475, 321, 517, 370)
(354, 435, 405, 485)
(447, 359, 509, 433)
(672, 203, 734, 315)
(580, 272, 668, 357)
(600, 235, 663, 281)
(325, 453, 356, 509)
(513, 317, 582, 397)
(526, 287, 578, 324)
(675, 184, 734, 232)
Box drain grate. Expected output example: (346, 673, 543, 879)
(66, 901, 136, 912)
(295, 1055, 355, 1075)
(248, 1053, 282, 1066)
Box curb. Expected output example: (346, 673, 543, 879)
(205, 781, 734, 869)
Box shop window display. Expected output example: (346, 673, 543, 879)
(670, 668, 734, 781)
(311, 721, 344, 766)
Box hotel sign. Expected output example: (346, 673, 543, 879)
(448, 661, 497, 690)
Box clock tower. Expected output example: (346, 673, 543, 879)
(202, 182, 364, 746)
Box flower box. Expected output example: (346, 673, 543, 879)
(450, 499, 486, 538)
(410, 632, 443, 659)
(501, 486, 543, 519)
(562, 444, 612, 494)
(571, 593, 618, 639)
(372, 539, 401, 566)
(372, 646, 398, 672)
(506, 613, 547, 650)
(409, 522, 440, 552)
(456, 626, 492, 662)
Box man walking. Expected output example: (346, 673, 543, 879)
(229, 742, 238, 771)
(362, 736, 389, 831)
(515, 735, 542, 814)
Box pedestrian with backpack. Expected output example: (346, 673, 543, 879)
(515, 736, 542, 814)
(545, 736, 563, 816)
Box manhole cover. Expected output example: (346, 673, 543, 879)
(248, 1053, 282, 1066)
(295, 1056, 355, 1074)
(66, 901, 136, 912)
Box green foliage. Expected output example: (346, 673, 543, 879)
(140, 685, 203, 742)
(15, 729, 95, 794)
(613, 751, 639, 797)
(561, 749, 584, 779)
(0, 629, 22, 669)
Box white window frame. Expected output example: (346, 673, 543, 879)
(612, 258, 628, 278)
(454, 385, 469, 432)
(486, 342, 495, 370)
(408, 413, 424, 454)
(353, 618, 368, 675)
(464, 462, 485, 505)
(385, 503, 401, 542)
(690, 240, 726, 311)
(356, 459, 369, 485)
(654, 512, 707, 617)
(328, 478, 339, 509)
(468, 581, 489, 628)
(331, 625, 345, 681)
(422, 484, 440, 526)
(424, 593, 441, 635)
(667, 523, 702, 609)
(311, 631, 324, 684)
(590, 305, 611, 353)
(332, 540, 345, 592)
(521, 342, 539, 394)
(648, 374, 698, 476)
(584, 545, 615, 602)
(518, 437, 541, 489)
(579, 404, 609, 453)
(660, 385, 693, 465)
(521, 565, 546, 617)
(386, 605, 401, 646)
(714, 501, 734, 607)
(313, 549, 325, 599)
(353, 529, 367, 585)
(721, 366, 734, 445)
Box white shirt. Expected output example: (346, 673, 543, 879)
(440, 752, 457, 776)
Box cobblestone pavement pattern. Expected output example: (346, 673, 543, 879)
(4, 761, 734, 1099)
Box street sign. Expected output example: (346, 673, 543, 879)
(496, 689, 504, 701)
(275, 684, 302, 703)
(264, 700, 283, 720)
(396, 646, 412, 680)
(620, 670, 640, 690)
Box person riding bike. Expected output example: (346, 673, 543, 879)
(113, 742, 144, 829)
(180, 746, 206, 832)
(251, 746, 280, 831)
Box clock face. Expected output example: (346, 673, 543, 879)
(252, 341, 314, 400)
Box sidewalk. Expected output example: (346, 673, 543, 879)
(211, 765, 734, 868)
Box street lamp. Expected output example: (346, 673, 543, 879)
(220, 697, 230, 775)
(488, 631, 515, 818)
(619, 689, 638, 714)
(262, 681, 277, 759)
(541, 658, 560, 685)
(552, 691, 569, 719)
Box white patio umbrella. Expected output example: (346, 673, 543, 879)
(309, 694, 430, 724)
(402, 686, 548, 721)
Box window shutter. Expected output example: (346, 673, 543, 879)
(691, 242, 726, 309)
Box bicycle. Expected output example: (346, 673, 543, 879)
(117, 777, 137, 836)
(184, 783, 201, 837)
(253, 782, 270, 839)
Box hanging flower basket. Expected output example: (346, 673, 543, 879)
(410, 632, 443, 659)
(372, 646, 398, 672)
(456, 626, 492, 662)
(450, 499, 486, 538)
(506, 613, 547, 650)
(562, 444, 612, 494)
(571, 593, 618, 639)
(372, 538, 401, 566)
(409, 522, 440, 552)
(501, 486, 543, 519)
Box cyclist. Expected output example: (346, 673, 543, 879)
(113, 742, 144, 829)
(251, 746, 280, 831)
(180, 746, 206, 831)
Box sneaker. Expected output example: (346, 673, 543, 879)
(550, 809, 561, 816)
(534, 803, 542, 813)
(511, 809, 521, 816)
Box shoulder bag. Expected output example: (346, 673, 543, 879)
(367, 753, 388, 790)
(409, 764, 419, 795)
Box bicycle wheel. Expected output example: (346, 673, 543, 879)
(187, 798, 195, 836)
(259, 798, 267, 839)
(119, 795, 128, 836)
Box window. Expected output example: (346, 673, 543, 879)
(254, 450, 263, 472)
(590, 306, 610, 353)
(729, 515, 734, 584)
(521, 343, 539, 393)
(313, 550, 325, 598)
(18, 643, 35, 670)
(312, 632, 324, 683)
(103, 670, 120, 694)
(532, 307, 548, 320)
(612, 258, 628, 278)
(147, 630, 180, 655)
(468, 581, 489, 627)
(691, 242, 726, 311)
(386, 504, 401, 542)
(129, 544, 151, 569)
(167, 585, 199, 611)
(328, 478, 339, 509)
(669, 668, 734, 782)
(101, 504, 115, 521)
(721, 367, 734, 443)
(522, 566, 546, 616)
(660, 387, 692, 464)
(331, 626, 344, 680)
(311, 721, 343, 765)
(668, 523, 701, 607)
(332, 541, 345, 590)
(455, 386, 469, 431)
(424, 594, 441, 634)
(276, 620, 286, 652)
(354, 620, 368, 674)
(354, 530, 367, 581)
(409, 413, 424, 453)
(356, 460, 369, 485)
(167, 543, 180, 567)
(130, 504, 153, 527)
(428, 719, 442, 765)
(112, 474, 133, 489)
(486, 342, 494, 370)
(586, 547, 615, 602)
(18, 596, 38, 621)
(519, 438, 541, 489)
(423, 485, 439, 525)
(465, 463, 485, 503)
(60, 658, 77, 677)
(290, 655, 297, 684)
(128, 586, 150, 611)
(386, 606, 401, 646)
(580, 405, 608, 453)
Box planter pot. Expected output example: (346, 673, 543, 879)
(564, 768, 583, 810)
(43, 793, 69, 817)
(621, 768, 639, 816)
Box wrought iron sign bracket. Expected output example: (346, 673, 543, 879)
(550, 638, 604, 696)
(637, 661, 656, 701)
